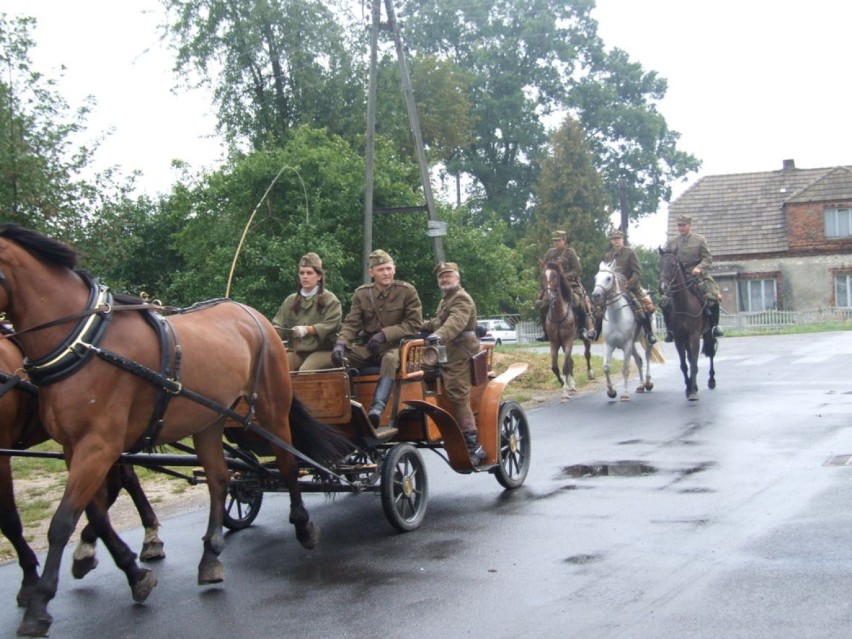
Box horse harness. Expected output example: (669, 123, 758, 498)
(543, 267, 572, 325)
(661, 254, 708, 319)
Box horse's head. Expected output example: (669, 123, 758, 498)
(591, 261, 618, 304)
(658, 247, 681, 296)
(541, 261, 562, 303)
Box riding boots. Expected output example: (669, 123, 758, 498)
(709, 303, 724, 338)
(462, 429, 488, 467)
(368, 376, 394, 427)
(643, 312, 658, 345)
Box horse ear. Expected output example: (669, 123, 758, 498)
(539, 259, 545, 269)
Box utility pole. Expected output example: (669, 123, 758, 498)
(362, 0, 445, 282)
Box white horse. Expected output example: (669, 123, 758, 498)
(591, 261, 654, 401)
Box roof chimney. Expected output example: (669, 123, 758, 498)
(782, 159, 796, 171)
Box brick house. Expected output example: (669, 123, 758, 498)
(667, 159, 852, 314)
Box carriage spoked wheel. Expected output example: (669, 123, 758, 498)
(222, 449, 264, 531)
(380, 443, 428, 532)
(493, 400, 531, 489)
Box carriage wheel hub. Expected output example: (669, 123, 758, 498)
(508, 435, 518, 453)
(401, 475, 414, 496)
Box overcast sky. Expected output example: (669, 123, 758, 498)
(6, 0, 851, 247)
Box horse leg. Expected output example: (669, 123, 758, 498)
(687, 338, 701, 401)
(676, 341, 692, 398)
(563, 343, 576, 397)
(119, 465, 165, 561)
(703, 333, 717, 390)
(193, 426, 229, 585)
(643, 344, 654, 392)
(620, 348, 632, 401)
(583, 338, 595, 381)
(0, 458, 40, 607)
(81, 491, 157, 604)
(603, 344, 617, 399)
(71, 463, 120, 579)
(550, 342, 564, 388)
(18, 447, 116, 637)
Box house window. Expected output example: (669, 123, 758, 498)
(836, 274, 852, 308)
(825, 207, 852, 238)
(737, 279, 776, 312)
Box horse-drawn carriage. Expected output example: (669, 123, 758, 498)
(211, 339, 530, 533)
(0, 224, 530, 636)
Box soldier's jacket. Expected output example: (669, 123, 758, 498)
(544, 245, 581, 281)
(665, 231, 720, 300)
(272, 290, 342, 354)
(421, 286, 479, 362)
(665, 232, 712, 273)
(604, 245, 642, 292)
(337, 280, 422, 347)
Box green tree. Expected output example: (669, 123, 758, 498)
(0, 13, 101, 236)
(571, 46, 701, 232)
(529, 118, 610, 287)
(161, 0, 366, 150)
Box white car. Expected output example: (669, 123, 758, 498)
(477, 318, 518, 346)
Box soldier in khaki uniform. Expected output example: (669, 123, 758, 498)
(420, 261, 486, 466)
(596, 230, 657, 344)
(332, 250, 422, 426)
(272, 252, 343, 371)
(536, 230, 596, 340)
(661, 214, 724, 341)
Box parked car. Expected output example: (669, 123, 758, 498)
(476, 318, 518, 346)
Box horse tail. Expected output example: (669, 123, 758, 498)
(288, 396, 352, 466)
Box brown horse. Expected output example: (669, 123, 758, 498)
(541, 262, 587, 401)
(0, 224, 351, 637)
(658, 248, 717, 400)
(0, 336, 165, 608)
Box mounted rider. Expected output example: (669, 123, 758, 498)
(595, 229, 657, 345)
(661, 214, 724, 342)
(536, 229, 596, 341)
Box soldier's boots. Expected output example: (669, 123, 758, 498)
(643, 313, 658, 345)
(705, 303, 724, 338)
(368, 376, 394, 427)
(463, 430, 487, 467)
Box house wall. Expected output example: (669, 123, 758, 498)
(786, 200, 852, 254)
(713, 255, 852, 311)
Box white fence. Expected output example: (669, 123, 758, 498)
(500, 308, 852, 344)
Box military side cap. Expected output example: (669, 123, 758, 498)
(676, 214, 692, 224)
(551, 230, 567, 240)
(608, 229, 624, 239)
(369, 249, 393, 267)
(299, 252, 323, 272)
(434, 261, 459, 276)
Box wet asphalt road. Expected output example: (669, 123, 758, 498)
(2, 332, 852, 638)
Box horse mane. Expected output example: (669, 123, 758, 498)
(0, 224, 78, 270)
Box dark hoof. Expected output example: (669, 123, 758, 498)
(17, 612, 52, 637)
(687, 392, 699, 401)
(16, 584, 37, 608)
(131, 569, 158, 603)
(708, 379, 716, 389)
(140, 541, 166, 562)
(198, 560, 224, 585)
(606, 388, 617, 399)
(645, 381, 654, 391)
(71, 555, 98, 579)
(297, 520, 320, 550)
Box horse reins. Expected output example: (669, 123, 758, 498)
(544, 269, 572, 325)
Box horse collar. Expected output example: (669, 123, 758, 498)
(23, 274, 114, 385)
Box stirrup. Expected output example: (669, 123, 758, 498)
(664, 331, 674, 343)
(646, 332, 658, 345)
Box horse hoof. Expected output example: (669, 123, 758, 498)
(71, 555, 98, 579)
(645, 382, 654, 391)
(587, 371, 596, 381)
(606, 389, 617, 399)
(131, 569, 158, 603)
(140, 541, 166, 562)
(198, 560, 225, 585)
(297, 521, 320, 550)
(687, 393, 699, 401)
(17, 612, 52, 638)
(635, 386, 645, 393)
(620, 394, 631, 402)
(708, 380, 716, 389)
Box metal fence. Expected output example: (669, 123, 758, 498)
(498, 308, 852, 344)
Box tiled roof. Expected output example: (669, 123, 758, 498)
(667, 162, 852, 256)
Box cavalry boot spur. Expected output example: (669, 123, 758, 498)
(462, 430, 487, 467)
(368, 376, 394, 427)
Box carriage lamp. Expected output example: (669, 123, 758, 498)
(421, 343, 447, 367)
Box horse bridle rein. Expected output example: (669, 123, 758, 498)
(543, 268, 572, 325)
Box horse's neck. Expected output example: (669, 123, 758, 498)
(10, 266, 90, 359)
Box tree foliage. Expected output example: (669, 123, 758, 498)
(161, 0, 366, 150)
(0, 13, 101, 236)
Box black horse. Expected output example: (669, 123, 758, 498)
(658, 248, 717, 400)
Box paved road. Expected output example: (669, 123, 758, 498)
(2, 332, 851, 638)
